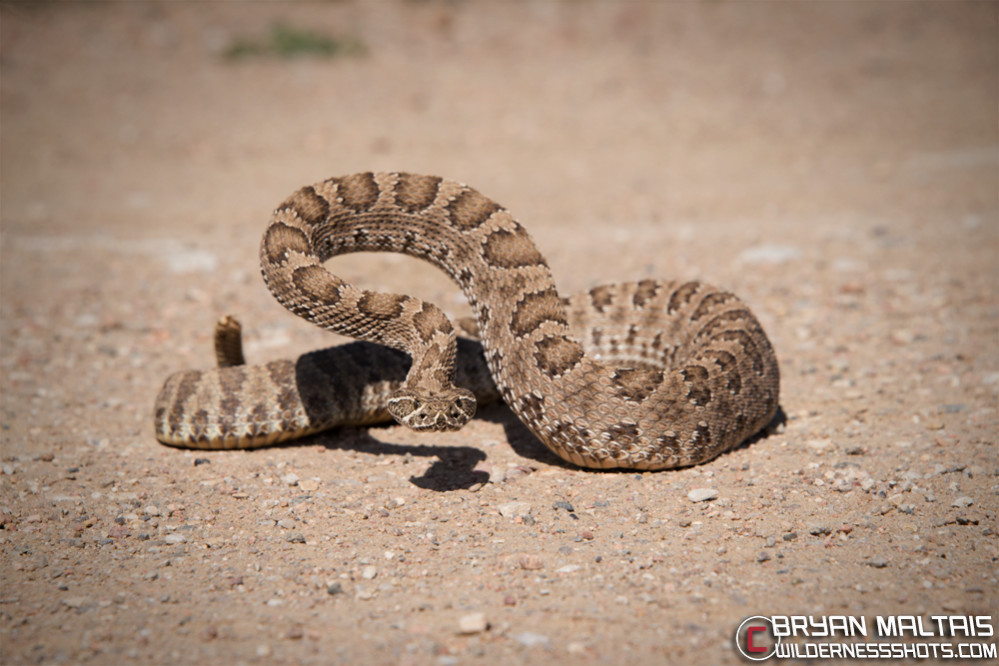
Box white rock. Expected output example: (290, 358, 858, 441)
(497, 501, 532, 518)
(687, 488, 719, 503)
(458, 612, 488, 634)
(514, 632, 550, 648)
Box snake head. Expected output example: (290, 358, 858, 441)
(387, 387, 477, 431)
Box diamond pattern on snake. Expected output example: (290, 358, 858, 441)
(154, 172, 780, 470)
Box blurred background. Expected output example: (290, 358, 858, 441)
(5, 1, 993, 233)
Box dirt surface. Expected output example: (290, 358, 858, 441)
(1, 2, 997, 664)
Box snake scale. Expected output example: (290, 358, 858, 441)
(154, 172, 780, 470)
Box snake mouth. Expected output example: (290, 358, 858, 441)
(387, 388, 477, 431)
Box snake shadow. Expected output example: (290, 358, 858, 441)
(289, 338, 569, 490)
(304, 403, 566, 492)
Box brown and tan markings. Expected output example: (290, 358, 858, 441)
(155, 172, 780, 470)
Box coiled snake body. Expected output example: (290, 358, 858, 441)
(155, 173, 779, 470)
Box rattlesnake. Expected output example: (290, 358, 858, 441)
(154, 172, 779, 470)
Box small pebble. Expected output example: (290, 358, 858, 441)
(361, 565, 377, 580)
(280, 473, 299, 487)
(327, 582, 343, 595)
(514, 632, 550, 648)
(756, 551, 771, 563)
(808, 525, 831, 536)
(285, 533, 305, 544)
(457, 612, 488, 634)
(951, 496, 974, 508)
(687, 488, 718, 503)
(61, 596, 89, 609)
(519, 555, 543, 570)
(807, 438, 833, 451)
(498, 502, 532, 519)
(552, 500, 575, 512)
(193, 458, 210, 466)
(866, 557, 889, 568)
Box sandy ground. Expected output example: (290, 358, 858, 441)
(1, 2, 997, 664)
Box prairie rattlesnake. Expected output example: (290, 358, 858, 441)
(155, 172, 779, 470)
